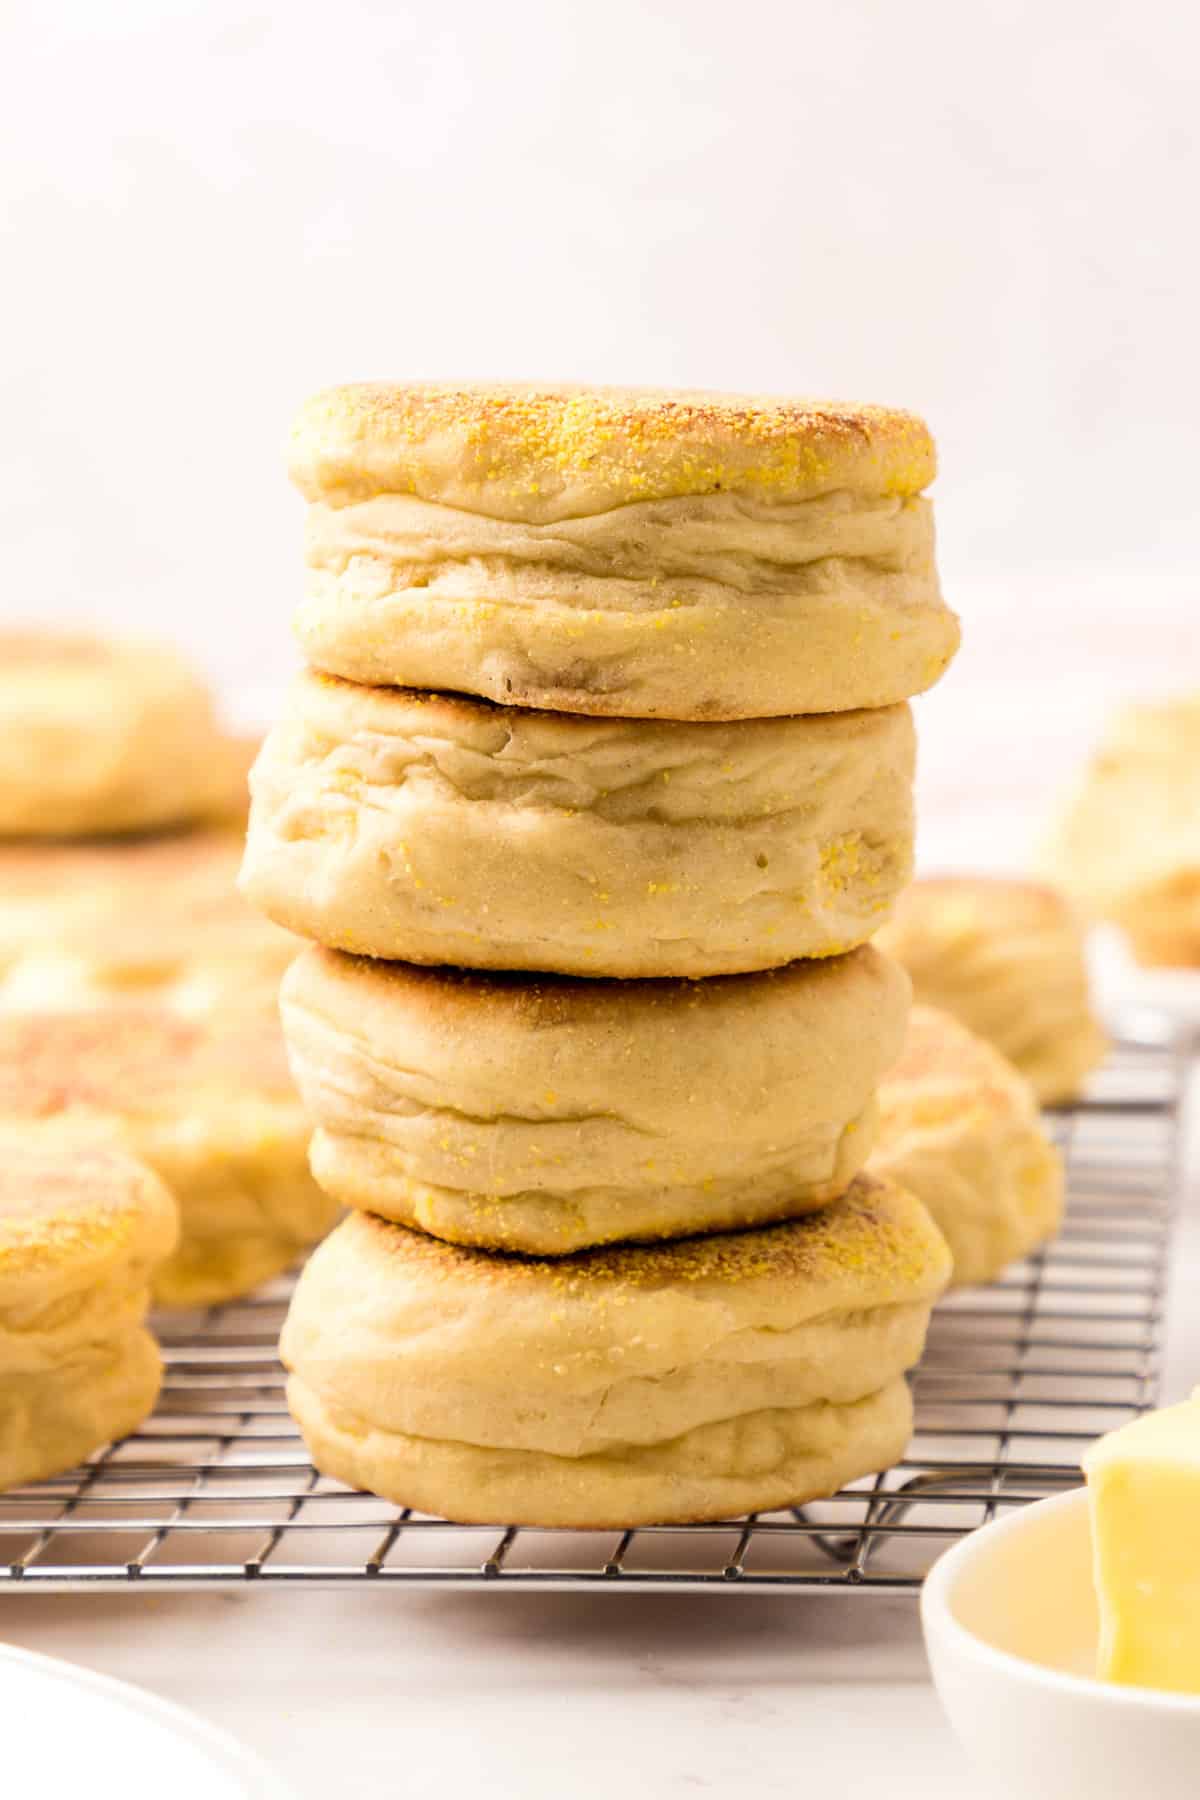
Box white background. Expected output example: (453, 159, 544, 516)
(3, 0, 1198, 862)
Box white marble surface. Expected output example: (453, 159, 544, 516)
(0, 1585, 971, 1799)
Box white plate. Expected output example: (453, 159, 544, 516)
(0, 1643, 295, 1799)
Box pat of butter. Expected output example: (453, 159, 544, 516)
(1084, 1392, 1200, 1693)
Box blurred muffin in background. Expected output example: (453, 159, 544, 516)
(0, 1114, 178, 1491)
(1045, 694, 1200, 967)
(0, 629, 327, 1307)
(870, 1005, 1064, 1288)
(0, 1008, 339, 1308)
(0, 830, 297, 1016)
(0, 627, 283, 1011)
(876, 875, 1106, 1105)
(0, 629, 238, 839)
(199, 732, 261, 830)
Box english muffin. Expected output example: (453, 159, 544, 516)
(0, 629, 230, 838)
(870, 1006, 1064, 1286)
(282, 1174, 952, 1526)
(1045, 694, 1200, 966)
(0, 1115, 177, 1491)
(0, 830, 298, 1016)
(280, 943, 910, 1254)
(876, 877, 1106, 1104)
(289, 383, 958, 720)
(242, 672, 915, 976)
(0, 1009, 338, 1307)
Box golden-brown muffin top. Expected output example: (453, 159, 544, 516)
(288, 940, 903, 1034)
(289, 382, 936, 522)
(0, 1115, 177, 1279)
(0, 1008, 295, 1118)
(347, 1172, 949, 1304)
(292, 665, 913, 744)
(880, 1004, 1036, 1121)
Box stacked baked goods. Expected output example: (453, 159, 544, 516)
(243, 382, 963, 1526)
(0, 629, 341, 1495)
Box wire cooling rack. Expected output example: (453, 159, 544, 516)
(0, 1032, 1188, 1594)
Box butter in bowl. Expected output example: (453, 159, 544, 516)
(922, 1393, 1200, 1800)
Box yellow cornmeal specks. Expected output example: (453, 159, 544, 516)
(358, 1176, 945, 1302)
(393, 840, 424, 891)
(0, 1128, 159, 1274)
(291, 384, 937, 518)
(0, 1193, 136, 1270)
(258, 383, 955, 1529)
(819, 833, 865, 896)
(0, 1009, 296, 1121)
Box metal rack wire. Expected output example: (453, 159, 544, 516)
(0, 1033, 1187, 1594)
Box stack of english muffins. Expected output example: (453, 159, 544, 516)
(243, 382, 964, 1526)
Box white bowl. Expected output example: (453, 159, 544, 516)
(922, 1487, 1200, 1800)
